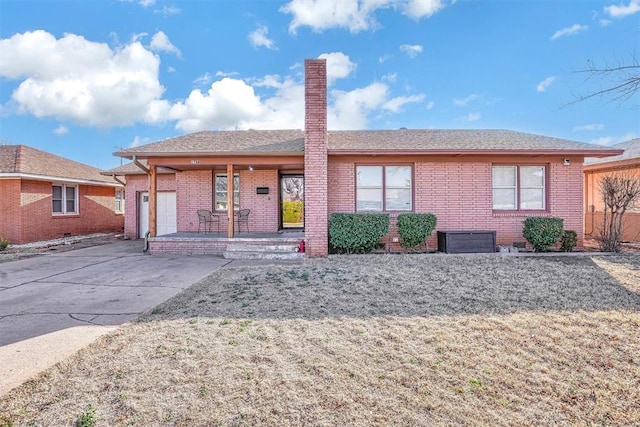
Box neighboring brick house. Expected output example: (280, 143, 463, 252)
(0, 145, 124, 244)
(584, 139, 640, 242)
(111, 59, 622, 256)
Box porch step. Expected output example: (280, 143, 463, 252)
(223, 242, 304, 260)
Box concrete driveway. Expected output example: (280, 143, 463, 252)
(0, 239, 230, 394)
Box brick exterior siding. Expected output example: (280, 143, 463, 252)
(328, 156, 585, 250)
(0, 178, 124, 244)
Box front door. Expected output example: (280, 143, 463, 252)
(280, 175, 304, 229)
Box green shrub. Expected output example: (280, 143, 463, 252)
(0, 236, 8, 251)
(522, 217, 564, 252)
(329, 213, 389, 254)
(560, 230, 578, 252)
(397, 213, 437, 249)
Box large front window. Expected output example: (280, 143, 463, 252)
(356, 165, 412, 211)
(52, 184, 78, 214)
(492, 165, 546, 210)
(215, 173, 240, 211)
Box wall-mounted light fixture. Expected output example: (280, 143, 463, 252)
(563, 158, 570, 166)
(248, 166, 254, 171)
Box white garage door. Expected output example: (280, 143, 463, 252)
(139, 192, 177, 238)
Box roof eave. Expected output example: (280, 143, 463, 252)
(115, 151, 303, 158)
(328, 148, 625, 157)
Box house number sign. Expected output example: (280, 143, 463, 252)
(190, 159, 200, 164)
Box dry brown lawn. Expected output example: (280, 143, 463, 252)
(1, 253, 639, 426)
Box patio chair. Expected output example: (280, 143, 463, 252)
(236, 209, 250, 233)
(197, 209, 220, 233)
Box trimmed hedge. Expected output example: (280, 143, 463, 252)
(0, 236, 8, 251)
(397, 213, 437, 249)
(522, 217, 564, 252)
(560, 230, 578, 252)
(329, 213, 389, 254)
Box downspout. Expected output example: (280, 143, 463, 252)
(133, 155, 149, 173)
(111, 174, 126, 186)
(585, 171, 595, 236)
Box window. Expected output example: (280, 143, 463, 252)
(356, 165, 412, 211)
(215, 173, 240, 211)
(492, 165, 545, 210)
(115, 189, 124, 213)
(52, 184, 78, 214)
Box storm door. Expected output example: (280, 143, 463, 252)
(280, 175, 304, 229)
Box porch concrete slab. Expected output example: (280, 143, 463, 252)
(0, 239, 231, 394)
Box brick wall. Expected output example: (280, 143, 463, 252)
(0, 179, 124, 244)
(327, 156, 585, 250)
(0, 180, 22, 244)
(124, 174, 176, 239)
(304, 58, 329, 256)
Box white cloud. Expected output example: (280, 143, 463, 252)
(599, 19, 613, 26)
(52, 125, 69, 135)
(550, 24, 588, 40)
(378, 54, 392, 63)
(399, 44, 423, 58)
(130, 136, 151, 148)
(248, 25, 277, 50)
(155, 5, 181, 16)
(573, 123, 605, 132)
(536, 76, 556, 92)
(590, 132, 638, 146)
(604, 0, 640, 18)
(402, 0, 446, 19)
(381, 73, 398, 83)
(216, 70, 240, 78)
(453, 93, 479, 107)
(139, 0, 155, 6)
(466, 112, 480, 122)
(280, 0, 450, 33)
(425, 101, 434, 110)
(193, 72, 213, 87)
(382, 94, 425, 112)
(319, 52, 356, 85)
(329, 83, 389, 129)
(149, 31, 182, 57)
(0, 30, 166, 127)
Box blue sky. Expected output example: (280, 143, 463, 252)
(1, 0, 639, 169)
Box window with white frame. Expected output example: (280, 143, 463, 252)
(356, 165, 412, 211)
(115, 189, 124, 213)
(52, 184, 78, 214)
(215, 173, 240, 211)
(492, 165, 546, 210)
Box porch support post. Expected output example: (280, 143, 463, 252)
(149, 164, 158, 237)
(227, 164, 234, 238)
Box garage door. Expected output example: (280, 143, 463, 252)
(139, 192, 177, 238)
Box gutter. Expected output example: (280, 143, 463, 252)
(327, 149, 625, 157)
(111, 174, 126, 186)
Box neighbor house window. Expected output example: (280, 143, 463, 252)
(115, 189, 124, 213)
(492, 165, 546, 210)
(52, 184, 78, 214)
(356, 165, 412, 211)
(215, 173, 240, 211)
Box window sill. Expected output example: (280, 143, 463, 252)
(492, 210, 550, 217)
(52, 213, 80, 218)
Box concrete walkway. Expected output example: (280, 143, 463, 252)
(0, 240, 231, 395)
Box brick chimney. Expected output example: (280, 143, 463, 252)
(304, 59, 328, 257)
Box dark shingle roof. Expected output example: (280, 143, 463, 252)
(115, 130, 305, 156)
(114, 128, 622, 157)
(584, 138, 640, 165)
(0, 145, 118, 184)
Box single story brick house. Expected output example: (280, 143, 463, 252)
(584, 139, 640, 242)
(110, 59, 622, 256)
(0, 145, 124, 244)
